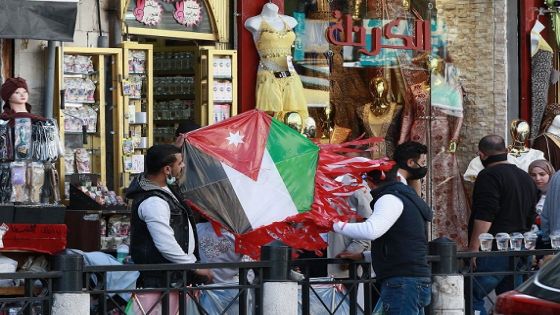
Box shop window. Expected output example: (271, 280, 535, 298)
(283, 0, 507, 250)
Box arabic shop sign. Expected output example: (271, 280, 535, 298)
(326, 10, 431, 56)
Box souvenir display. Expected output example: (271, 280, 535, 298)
(0, 77, 63, 206)
(64, 55, 94, 74)
(74, 148, 91, 174)
(10, 162, 28, 203)
(0, 164, 10, 203)
(14, 118, 32, 161)
(64, 78, 96, 103)
(29, 162, 45, 203)
(75, 183, 125, 207)
(0, 120, 12, 161)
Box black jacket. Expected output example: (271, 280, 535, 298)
(370, 181, 433, 281)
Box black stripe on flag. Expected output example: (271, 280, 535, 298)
(182, 143, 251, 234)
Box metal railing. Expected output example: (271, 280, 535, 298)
(0, 271, 61, 315)
(456, 249, 558, 315)
(0, 244, 556, 315)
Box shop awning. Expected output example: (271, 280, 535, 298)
(0, 0, 78, 41)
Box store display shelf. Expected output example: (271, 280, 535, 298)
(64, 71, 97, 77)
(64, 131, 98, 135)
(154, 70, 195, 76)
(154, 119, 191, 123)
(213, 75, 233, 80)
(213, 99, 233, 103)
(129, 71, 146, 75)
(64, 100, 96, 105)
(128, 97, 143, 100)
(154, 94, 195, 101)
(66, 208, 131, 215)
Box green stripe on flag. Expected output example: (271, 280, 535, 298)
(266, 119, 319, 212)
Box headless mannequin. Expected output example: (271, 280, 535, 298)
(532, 115, 560, 170)
(244, 3, 298, 42)
(244, 2, 308, 122)
(358, 77, 400, 159)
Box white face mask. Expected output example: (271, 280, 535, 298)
(166, 174, 177, 185)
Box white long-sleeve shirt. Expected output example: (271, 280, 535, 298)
(138, 187, 196, 264)
(333, 194, 404, 241)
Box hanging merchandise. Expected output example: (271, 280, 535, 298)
(14, 118, 32, 161)
(74, 148, 91, 174)
(29, 162, 45, 204)
(10, 161, 28, 203)
(0, 164, 10, 203)
(32, 120, 63, 162)
(0, 120, 12, 161)
(42, 162, 61, 204)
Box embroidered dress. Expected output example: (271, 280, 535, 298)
(255, 20, 307, 120)
(398, 54, 470, 249)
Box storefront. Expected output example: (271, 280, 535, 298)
(239, 0, 526, 250)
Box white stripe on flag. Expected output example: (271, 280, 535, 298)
(222, 149, 298, 229)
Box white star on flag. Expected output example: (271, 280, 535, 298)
(226, 131, 245, 146)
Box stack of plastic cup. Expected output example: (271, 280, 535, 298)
(551, 231, 560, 250)
(479, 233, 494, 251)
(523, 232, 538, 250)
(510, 232, 524, 251)
(496, 233, 511, 251)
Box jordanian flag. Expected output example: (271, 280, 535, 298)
(181, 110, 394, 257)
(183, 110, 318, 236)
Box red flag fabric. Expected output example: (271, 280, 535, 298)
(186, 111, 271, 180)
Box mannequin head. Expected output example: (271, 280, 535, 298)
(510, 120, 530, 144)
(1, 77, 31, 113)
(368, 77, 390, 115)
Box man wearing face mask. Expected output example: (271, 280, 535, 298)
(127, 144, 212, 287)
(393, 141, 429, 195)
(468, 135, 538, 315)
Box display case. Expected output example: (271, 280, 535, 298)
(54, 47, 123, 201)
(198, 49, 237, 126)
(152, 45, 198, 144)
(116, 41, 154, 191)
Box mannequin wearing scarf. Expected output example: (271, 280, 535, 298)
(0, 77, 46, 124)
(398, 54, 470, 249)
(533, 103, 560, 171)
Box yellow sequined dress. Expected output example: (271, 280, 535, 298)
(255, 20, 307, 120)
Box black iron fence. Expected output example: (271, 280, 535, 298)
(0, 243, 557, 315)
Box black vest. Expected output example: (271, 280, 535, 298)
(370, 182, 432, 281)
(129, 184, 199, 286)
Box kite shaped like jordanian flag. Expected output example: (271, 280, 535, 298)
(182, 110, 394, 258)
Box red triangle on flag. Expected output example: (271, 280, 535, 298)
(186, 110, 272, 181)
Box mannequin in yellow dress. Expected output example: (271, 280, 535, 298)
(356, 77, 402, 159)
(244, 3, 308, 122)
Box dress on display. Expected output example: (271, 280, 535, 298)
(356, 102, 402, 159)
(398, 54, 470, 249)
(254, 20, 307, 120)
(530, 21, 553, 139)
